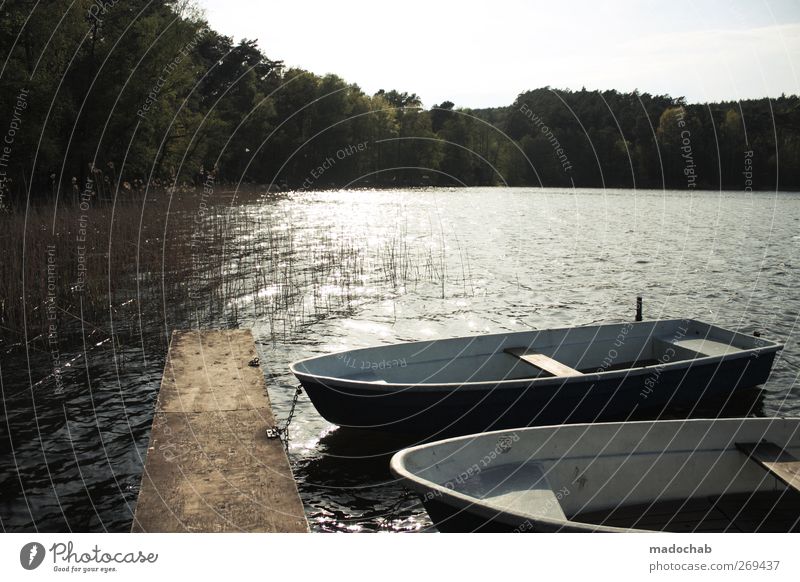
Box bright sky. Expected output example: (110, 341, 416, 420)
(197, 0, 800, 108)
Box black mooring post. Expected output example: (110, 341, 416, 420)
(635, 296, 643, 322)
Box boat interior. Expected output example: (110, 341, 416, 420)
(294, 319, 775, 385)
(396, 419, 800, 532)
(572, 490, 800, 532)
(436, 462, 800, 532)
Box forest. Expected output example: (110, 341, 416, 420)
(1, 0, 799, 210)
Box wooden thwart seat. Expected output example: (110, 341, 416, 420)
(669, 337, 743, 357)
(505, 348, 584, 377)
(736, 441, 800, 493)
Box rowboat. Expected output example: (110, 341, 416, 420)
(290, 319, 782, 436)
(390, 417, 800, 532)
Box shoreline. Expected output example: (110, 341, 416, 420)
(3, 183, 797, 213)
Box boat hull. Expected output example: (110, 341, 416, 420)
(420, 498, 584, 532)
(299, 351, 776, 435)
(291, 319, 783, 436)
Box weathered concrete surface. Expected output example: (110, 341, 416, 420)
(131, 330, 308, 532)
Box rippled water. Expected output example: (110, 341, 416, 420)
(2, 187, 799, 532)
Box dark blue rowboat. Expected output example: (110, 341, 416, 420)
(290, 319, 782, 436)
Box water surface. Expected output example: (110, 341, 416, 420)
(1, 187, 798, 532)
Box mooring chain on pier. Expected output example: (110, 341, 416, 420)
(266, 385, 303, 444)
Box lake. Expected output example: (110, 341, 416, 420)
(1, 187, 798, 532)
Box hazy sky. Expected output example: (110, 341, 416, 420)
(198, 0, 800, 108)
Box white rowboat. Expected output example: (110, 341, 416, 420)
(390, 417, 800, 532)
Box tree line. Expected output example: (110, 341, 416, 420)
(1, 0, 798, 210)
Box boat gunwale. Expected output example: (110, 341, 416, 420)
(289, 350, 784, 392)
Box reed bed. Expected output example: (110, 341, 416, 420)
(0, 187, 449, 356)
(0, 189, 211, 352)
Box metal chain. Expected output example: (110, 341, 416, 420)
(266, 385, 302, 443)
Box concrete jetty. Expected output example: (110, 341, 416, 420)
(132, 329, 308, 532)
